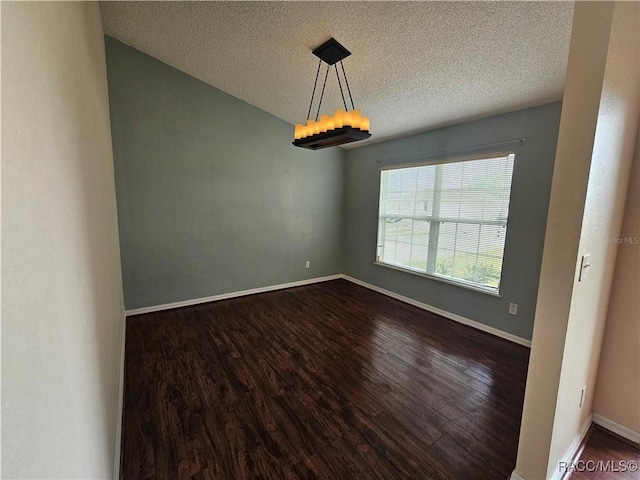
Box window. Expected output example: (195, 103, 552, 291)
(376, 153, 515, 294)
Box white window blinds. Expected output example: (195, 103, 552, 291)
(377, 153, 515, 293)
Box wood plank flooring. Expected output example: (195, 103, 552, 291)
(121, 279, 530, 479)
(570, 427, 640, 480)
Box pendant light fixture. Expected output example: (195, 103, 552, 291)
(293, 38, 371, 150)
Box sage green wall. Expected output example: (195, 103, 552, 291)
(343, 103, 562, 340)
(105, 38, 344, 310)
(106, 35, 560, 340)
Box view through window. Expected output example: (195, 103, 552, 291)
(376, 153, 515, 293)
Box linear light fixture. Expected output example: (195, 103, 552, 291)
(293, 38, 371, 150)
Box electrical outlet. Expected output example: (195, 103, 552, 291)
(509, 303, 518, 315)
(579, 386, 586, 408)
(305, 260, 310, 269)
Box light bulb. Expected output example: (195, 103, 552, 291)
(306, 119, 316, 136)
(343, 110, 353, 127)
(351, 109, 362, 129)
(319, 115, 330, 133)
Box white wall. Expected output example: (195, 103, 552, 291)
(514, 3, 614, 477)
(514, 2, 639, 479)
(592, 130, 640, 435)
(2, 2, 125, 478)
(547, 2, 639, 475)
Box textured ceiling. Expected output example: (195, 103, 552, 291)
(100, 1, 574, 148)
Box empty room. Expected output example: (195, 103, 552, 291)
(2, 1, 639, 479)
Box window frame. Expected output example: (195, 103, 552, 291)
(375, 151, 515, 296)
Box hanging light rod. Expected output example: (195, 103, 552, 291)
(293, 37, 371, 150)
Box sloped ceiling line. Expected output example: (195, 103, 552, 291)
(100, 1, 574, 148)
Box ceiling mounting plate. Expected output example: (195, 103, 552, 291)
(312, 38, 351, 65)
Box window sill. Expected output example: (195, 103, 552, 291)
(374, 261, 502, 298)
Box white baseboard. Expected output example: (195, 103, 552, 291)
(593, 413, 640, 444)
(551, 414, 593, 480)
(113, 312, 126, 479)
(512, 414, 639, 480)
(125, 274, 343, 316)
(125, 273, 532, 349)
(342, 275, 532, 348)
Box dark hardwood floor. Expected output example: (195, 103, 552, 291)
(570, 427, 640, 480)
(121, 279, 530, 479)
